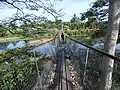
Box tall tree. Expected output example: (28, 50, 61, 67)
(91, 0, 108, 21)
(70, 14, 81, 29)
(100, 0, 120, 90)
(80, 0, 108, 29)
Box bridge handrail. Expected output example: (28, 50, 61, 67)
(0, 34, 58, 64)
(66, 35, 120, 62)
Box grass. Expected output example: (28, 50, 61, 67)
(0, 35, 54, 43)
(0, 36, 28, 43)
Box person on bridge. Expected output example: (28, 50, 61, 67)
(61, 33, 64, 41)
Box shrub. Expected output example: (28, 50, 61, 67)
(91, 29, 106, 38)
(66, 30, 72, 36)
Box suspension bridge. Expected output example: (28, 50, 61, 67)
(0, 33, 120, 90)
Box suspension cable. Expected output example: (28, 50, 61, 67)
(0, 33, 59, 64)
(66, 35, 120, 62)
(0, 38, 56, 64)
(83, 48, 89, 84)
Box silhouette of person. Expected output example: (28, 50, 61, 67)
(61, 33, 64, 41)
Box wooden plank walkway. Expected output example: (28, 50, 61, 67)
(51, 46, 73, 90)
(32, 44, 82, 90)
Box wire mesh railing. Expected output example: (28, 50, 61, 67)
(1, 33, 120, 90)
(0, 51, 38, 90)
(0, 37, 57, 90)
(66, 36, 120, 90)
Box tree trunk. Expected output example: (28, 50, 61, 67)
(99, 0, 120, 90)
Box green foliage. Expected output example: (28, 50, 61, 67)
(66, 30, 72, 36)
(0, 56, 34, 89)
(83, 0, 108, 21)
(0, 46, 28, 61)
(91, 29, 106, 38)
(0, 47, 47, 89)
(0, 25, 7, 37)
(90, 22, 107, 38)
(70, 29, 91, 36)
(52, 28, 59, 36)
(80, 0, 108, 30)
(70, 14, 81, 30)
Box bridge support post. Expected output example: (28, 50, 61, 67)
(83, 48, 89, 84)
(33, 45, 42, 89)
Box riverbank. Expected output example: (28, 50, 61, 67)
(0, 37, 27, 43)
(28, 38, 53, 44)
(0, 36, 53, 43)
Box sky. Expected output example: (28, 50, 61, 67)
(0, 0, 96, 21)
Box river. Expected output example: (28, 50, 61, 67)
(0, 40, 120, 54)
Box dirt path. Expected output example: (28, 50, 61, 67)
(28, 38, 53, 44)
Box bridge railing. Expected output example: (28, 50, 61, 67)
(0, 37, 57, 90)
(66, 36, 120, 90)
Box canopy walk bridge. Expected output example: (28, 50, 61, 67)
(0, 34, 120, 90)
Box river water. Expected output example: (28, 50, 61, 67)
(0, 40, 56, 54)
(0, 40, 120, 54)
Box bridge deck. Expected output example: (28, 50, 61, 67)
(33, 45, 82, 90)
(51, 46, 73, 90)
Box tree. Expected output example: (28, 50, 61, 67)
(99, 0, 120, 90)
(91, 0, 108, 21)
(55, 19, 62, 29)
(0, 0, 63, 24)
(80, 0, 108, 29)
(70, 14, 81, 30)
(0, 24, 7, 37)
(0, 0, 63, 37)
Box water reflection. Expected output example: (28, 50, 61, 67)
(92, 41, 120, 52)
(93, 42, 104, 49)
(0, 49, 4, 53)
(15, 41, 26, 48)
(1, 40, 120, 54)
(0, 40, 26, 53)
(30, 43, 56, 54)
(7, 43, 15, 49)
(116, 43, 120, 50)
(7, 41, 26, 50)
